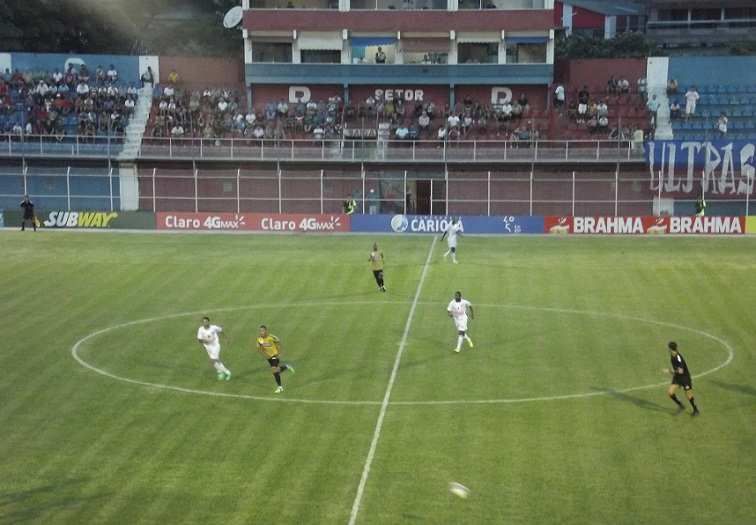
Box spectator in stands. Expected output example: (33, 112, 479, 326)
(76, 80, 90, 97)
(517, 93, 529, 115)
(395, 124, 409, 139)
(637, 77, 647, 98)
(647, 94, 660, 127)
(447, 113, 460, 130)
(597, 100, 608, 118)
(684, 86, 700, 120)
(107, 64, 118, 84)
(51, 68, 63, 86)
(607, 76, 618, 95)
(554, 84, 565, 108)
(567, 100, 577, 120)
(141, 67, 154, 88)
(511, 100, 523, 119)
(375, 47, 387, 64)
(96, 65, 107, 85)
(598, 115, 609, 130)
(666, 79, 678, 96)
(168, 70, 179, 84)
(669, 99, 681, 119)
(716, 113, 728, 138)
(163, 83, 175, 98)
(587, 114, 598, 133)
(501, 99, 513, 119)
(617, 78, 630, 94)
(418, 111, 430, 134)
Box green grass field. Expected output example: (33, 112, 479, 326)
(1, 231, 754, 525)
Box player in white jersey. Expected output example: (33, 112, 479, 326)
(440, 217, 463, 264)
(447, 291, 474, 353)
(196, 316, 231, 380)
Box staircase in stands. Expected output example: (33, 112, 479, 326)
(118, 86, 153, 160)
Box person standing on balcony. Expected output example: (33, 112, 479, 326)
(554, 84, 565, 109)
(375, 47, 387, 64)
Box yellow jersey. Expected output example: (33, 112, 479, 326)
(257, 334, 281, 358)
(369, 250, 384, 271)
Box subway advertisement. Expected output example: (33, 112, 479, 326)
(3, 210, 156, 229)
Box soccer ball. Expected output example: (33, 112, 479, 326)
(449, 481, 470, 499)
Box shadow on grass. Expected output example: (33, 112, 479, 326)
(0, 478, 111, 524)
(708, 380, 756, 398)
(590, 387, 670, 413)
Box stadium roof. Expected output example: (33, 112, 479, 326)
(562, 0, 645, 16)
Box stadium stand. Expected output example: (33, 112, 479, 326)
(0, 64, 137, 137)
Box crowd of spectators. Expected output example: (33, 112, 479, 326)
(0, 64, 136, 137)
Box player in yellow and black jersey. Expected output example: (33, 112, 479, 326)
(256, 325, 295, 393)
(369, 242, 386, 292)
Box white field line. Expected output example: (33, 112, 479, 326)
(71, 300, 734, 407)
(346, 236, 437, 525)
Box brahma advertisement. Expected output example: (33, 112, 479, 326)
(156, 212, 350, 233)
(545, 216, 746, 235)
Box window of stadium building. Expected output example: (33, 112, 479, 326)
(250, 0, 338, 8)
(656, 9, 689, 22)
(457, 43, 498, 64)
(458, 0, 545, 9)
(351, 43, 397, 64)
(252, 43, 293, 62)
(351, 0, 446, 9)
(505, 43, 546, 64)
(301, 50, 342, 63)
(403, 51, 449, 65)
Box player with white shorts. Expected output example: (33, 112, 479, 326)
(447, 291, 474, 353)
(441, 217, 463, 264)
(197, 316, 231, 380)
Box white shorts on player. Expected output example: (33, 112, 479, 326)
(197, 317, 231, 380)
(447, 292, 474, 353)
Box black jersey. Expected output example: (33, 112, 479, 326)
(670, 352, 691, 378)
(20, 200, 35, 219)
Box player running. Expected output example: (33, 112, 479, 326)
(369, 242, 386, 292)
(256, 325, 295, 393)
(196, 316, 231, 381)
(447, 291, 474, 353)
(665, 341, 700, 416)
(441, 217, 463, 264)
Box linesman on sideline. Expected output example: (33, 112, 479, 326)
(20, 195, 37, 232)
(665, 341, 700, 416)
(695, 190, 706, 217)
(256, 325, 295, 394)
(369, 242, 386, 292)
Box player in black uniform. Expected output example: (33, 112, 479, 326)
(665, 341, 700, 416)
(20, 195, 37, 232)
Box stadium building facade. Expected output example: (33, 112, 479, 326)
(241, 0, 556, 111)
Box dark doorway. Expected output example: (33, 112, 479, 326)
(415, 180, 431, 215)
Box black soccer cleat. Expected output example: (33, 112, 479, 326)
(692, 409, 700, 417)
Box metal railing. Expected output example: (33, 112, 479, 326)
(3, 167, 749, 217)
(0, 134, 644, 163)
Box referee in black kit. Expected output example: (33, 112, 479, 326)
(20, 195, 37, 232)
(665, 341, 700, 416)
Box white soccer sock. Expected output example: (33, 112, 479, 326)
(456, 335, 464, 350)
(464, 335, 472, 344)
(213, 362, 223, 373)
(443, 249, 450, 257)
(219, 363, 230, 374)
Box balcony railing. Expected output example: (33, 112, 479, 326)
(0, 134, 643, 163)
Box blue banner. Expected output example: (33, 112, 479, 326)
(646, 140, 755, 196)
(351, 214, 544, 234)
(9, 53, 140, 84)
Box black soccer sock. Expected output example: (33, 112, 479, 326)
(274, 372, 282, 386)
(669, 394, 683, 407)
(378, 277, 384, 287)
(280, 364, 288, 373)
(688, 397, 698, 411)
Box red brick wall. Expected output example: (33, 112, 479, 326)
(159, 56, 245, 89)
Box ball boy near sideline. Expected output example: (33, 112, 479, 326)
(447, 291, 474, 353)
(369, 242, 386, 292)
(665, 341, 700, 416)
(256, 325, 295, 394)
(196, 316, 231, 380)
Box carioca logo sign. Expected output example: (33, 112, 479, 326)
(391, 215, 456, 233)
(43, 211, 119, 228)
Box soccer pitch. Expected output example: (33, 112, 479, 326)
(1, 231, 754, 525)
